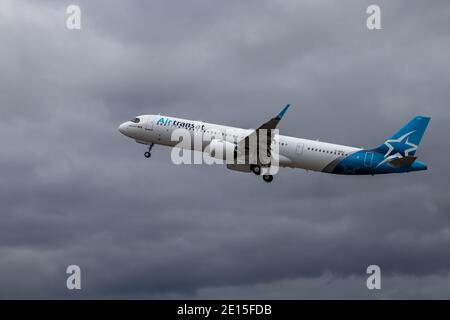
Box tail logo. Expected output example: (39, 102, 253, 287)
(377, 131, 418, 167)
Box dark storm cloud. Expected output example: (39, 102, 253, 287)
(0, 0, 450, 298)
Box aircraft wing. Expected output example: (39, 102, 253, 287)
(237, 104, 290, 164)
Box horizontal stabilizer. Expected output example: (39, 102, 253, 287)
(388, 156, 417, 168)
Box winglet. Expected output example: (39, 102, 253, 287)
(276, 104, 290, 120)
(255, 104, 291, 130)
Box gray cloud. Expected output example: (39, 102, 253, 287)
(0, 0, 449, 298)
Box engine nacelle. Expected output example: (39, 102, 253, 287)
(205, 139, 239, 161)
(227, 164, 252, 172)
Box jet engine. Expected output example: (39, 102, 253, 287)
(205, 139, 240, 161)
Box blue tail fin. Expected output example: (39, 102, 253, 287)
(373, 116, 431, 156)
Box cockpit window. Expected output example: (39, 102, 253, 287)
(130, 118, 140, 123)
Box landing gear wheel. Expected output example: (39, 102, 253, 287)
(144, 143, 154, 158)
(263, 175, 273, 183)
(251, 165, 261, 175)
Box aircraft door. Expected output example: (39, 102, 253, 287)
(295, 143, 304, 155)
(145, 116, 154, 131)
(364, 152, 374, 167)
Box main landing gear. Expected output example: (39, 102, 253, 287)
(144, 143, 154, 158)
(251, 165, 273, 183)
(251, 165, 261, 175)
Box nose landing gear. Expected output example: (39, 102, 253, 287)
(144, 143, 154, 159)
(262, 174, 273, 183)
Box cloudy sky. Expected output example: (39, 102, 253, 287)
(1, 0, 449, 299)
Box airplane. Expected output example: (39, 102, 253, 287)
(118, 105, 430, 183)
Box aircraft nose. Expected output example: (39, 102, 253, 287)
(118, 122, 128, 135)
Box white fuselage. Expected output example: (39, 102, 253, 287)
(119, 115, 362, 172)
